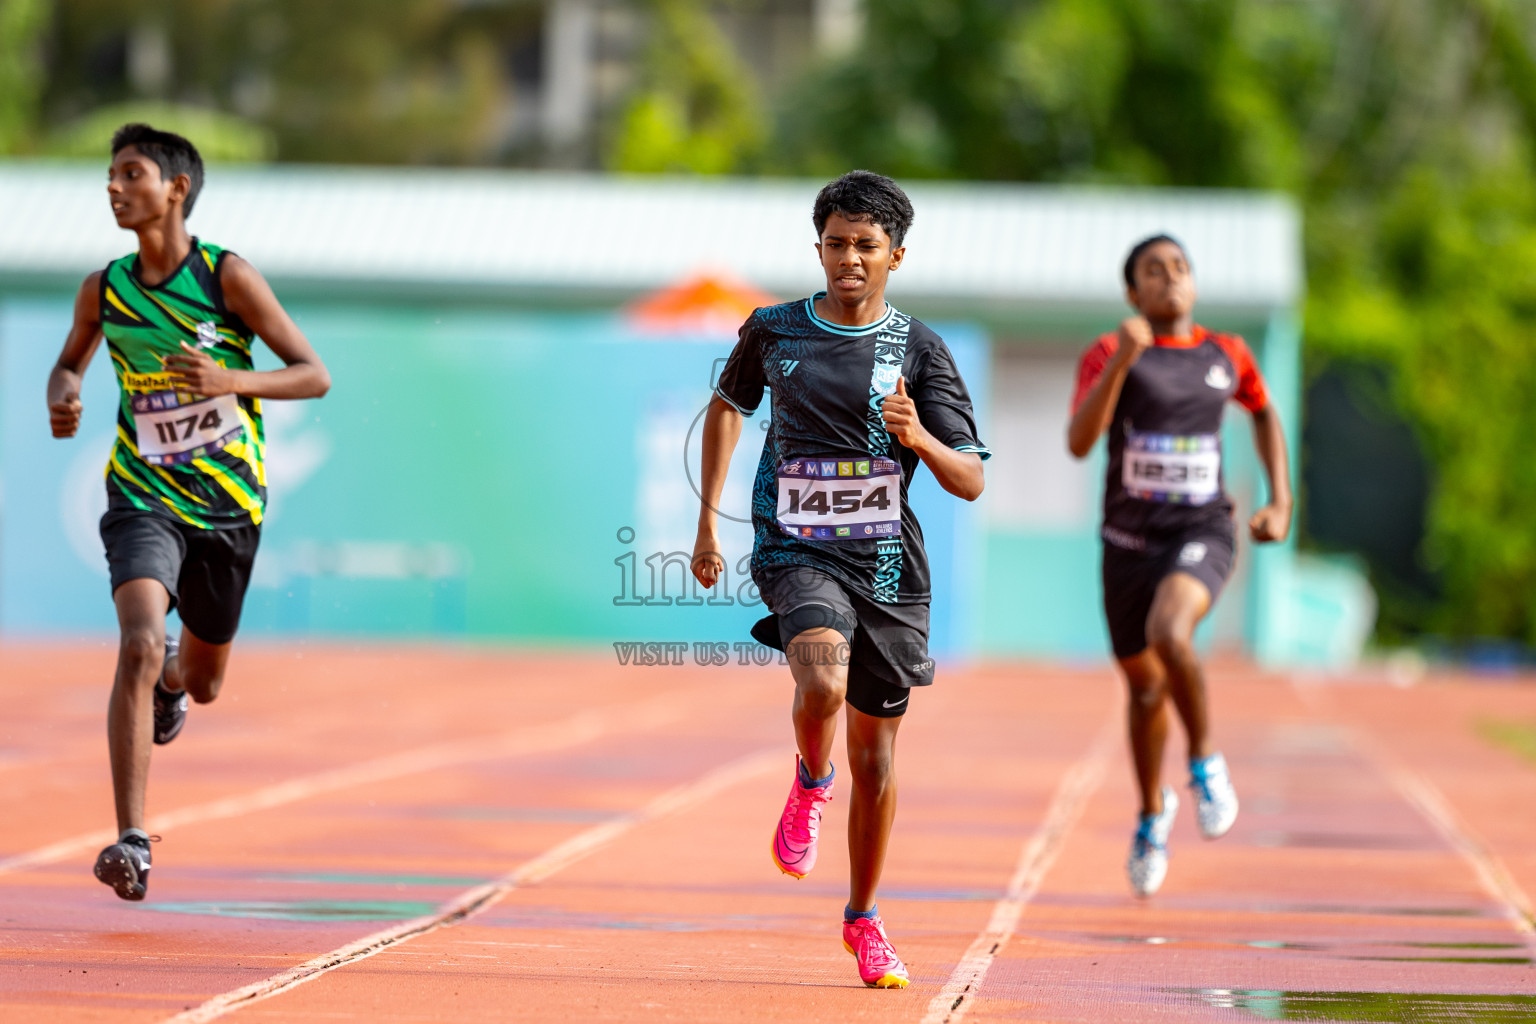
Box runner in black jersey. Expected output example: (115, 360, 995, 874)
(46, 125, 330, 900)
(1068, 235, 1291, 897)
(692, 171, 989, 988)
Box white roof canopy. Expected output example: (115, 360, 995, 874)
(0, 163, 1301, 312)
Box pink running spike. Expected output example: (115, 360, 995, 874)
(770, 756, 833, 879)
(842, 914, 910, 988)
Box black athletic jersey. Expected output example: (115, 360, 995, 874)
(1073, 325, 1269, 545)
(716, 296, 991, 605)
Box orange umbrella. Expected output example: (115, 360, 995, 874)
(626, 272, 779, 338)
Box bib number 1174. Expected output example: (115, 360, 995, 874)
(131, 391, 246, 466)
(151, 407, 226, 446)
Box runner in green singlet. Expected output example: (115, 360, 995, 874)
(46, 124, 331, 900)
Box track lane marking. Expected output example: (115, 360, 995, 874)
(1291, 677, 1536, 954)
(1376, 752, 1536, 949)
(0, 686, 708, 877)
(160, 747, 782, 1023)
(922, 710, 1120, 1024)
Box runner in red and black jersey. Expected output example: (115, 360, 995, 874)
(1068, 235, 1292, 897)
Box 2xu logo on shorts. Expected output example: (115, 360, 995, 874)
(1178, 542, 1208, 566)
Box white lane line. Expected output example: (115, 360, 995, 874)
(1290, 676, 1536, 954)
(0, 688, 701, 877)
(161, 747, 783, 1023)
(922, 712, 1119, 1024)
(1349, 732, 1536, 950)
(1382, 758, 1536, 948)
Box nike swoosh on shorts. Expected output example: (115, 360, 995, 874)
(883, 696, 908, 708)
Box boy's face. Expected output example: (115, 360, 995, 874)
(816, 213, 905, 306)
(107, 145, 188, 229)
(1127, 241, 1196, 321)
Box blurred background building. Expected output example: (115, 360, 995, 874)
(2, 167, 1360, 665)
(3, 0, 1536, 667)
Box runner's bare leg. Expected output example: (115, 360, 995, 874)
(1145, 572, 1214, 762)
(108, 579, 170, 833)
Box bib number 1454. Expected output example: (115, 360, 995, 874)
(783, 486, 889, 516)
(776, 457, 902, 541)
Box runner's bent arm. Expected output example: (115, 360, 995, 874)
(1248, 403, 1293, 543)
(692, 394, 744, 588)
(48, 273, 106, 439)
(1067, 317, 1153, 458)
(161, 255, 330, 400)
(882, 376, 985, 501)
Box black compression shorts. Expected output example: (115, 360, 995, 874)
(101, 508, 261, 645)
(750, 566, 933, 718)
(1101, 518, 1235, 661)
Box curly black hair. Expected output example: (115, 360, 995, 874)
(812, 170, 915, 249)
(1123, 234, 1190, 289)
(111, 123, 205, 217)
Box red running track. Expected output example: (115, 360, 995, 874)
(1, 644, 1534, 1022)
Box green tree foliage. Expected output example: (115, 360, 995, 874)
(248, 0, 509, 164)
(35, 0, 536, 164)
(1297, 2, 1536, 643)
(773, 0, 1323, 188)
(42, 102, 274, 161)
(11, 0, 1536, 641)
(772, 0, 1536, 643)
(0, 0, 50, 153)
(1311, 164, 1536, 642)
(609, 0, 764, 173)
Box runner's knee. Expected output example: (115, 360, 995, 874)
(117, 627, 165, 682)
(787, 626, 850, 716)
(1148, 624, 1196, 668)
(183, 671, 224, 704)
(846, 741, 894, 788)
(1127, 679, 1166, 714)
(1145, 601, 1188, 650)
(795, 670, 846, 717)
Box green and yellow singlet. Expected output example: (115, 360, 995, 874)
(99, 238, 266, 529)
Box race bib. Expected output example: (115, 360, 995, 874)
(1122, 430, 1220, 504)
(131, 391, 245, 466)
(777, 457, 901, 540)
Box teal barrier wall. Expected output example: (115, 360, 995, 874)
(0, 296, 988, 658)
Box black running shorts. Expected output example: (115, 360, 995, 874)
(1101, 518, 1235, 661)
(751, 566, 934, 719)
(100, 508, 261, 645)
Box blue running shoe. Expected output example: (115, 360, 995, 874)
(1127, 786, 1178, 897)
(1190, 752, 1239, 839)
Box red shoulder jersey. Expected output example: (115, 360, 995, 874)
(1072, 325, 1269, 542)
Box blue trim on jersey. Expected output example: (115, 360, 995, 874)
(867, 310, 914, 604)
(714, 386, 755, 415)
(803, 294, 894, 336)
(954, 444, 993, 461)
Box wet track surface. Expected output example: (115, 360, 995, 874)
(1, 645, 1534, 1022)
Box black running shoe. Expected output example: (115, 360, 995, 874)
(94, 833, 153, 901)
(153, 637, 187, 746)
